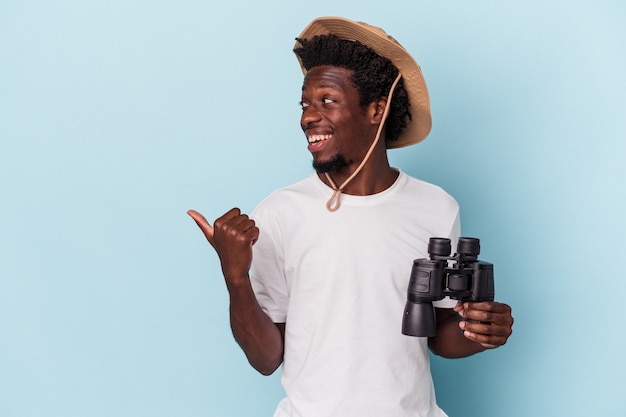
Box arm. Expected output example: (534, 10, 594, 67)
(188, 208, 284, 375)
(428, 301, 514, 359)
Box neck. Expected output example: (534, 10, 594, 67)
(319, 154, 398, 196)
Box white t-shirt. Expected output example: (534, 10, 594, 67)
(250, 170, 460, 417)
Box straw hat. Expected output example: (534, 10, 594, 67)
(294, 16, 432, 149)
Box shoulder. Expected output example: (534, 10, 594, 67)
(251, 173, 325, 222)
(254, 174, 319, 208)
(397, 171, 459, 211)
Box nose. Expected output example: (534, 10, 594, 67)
(300, 104, 322, 130)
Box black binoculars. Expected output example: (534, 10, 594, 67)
(402, 237, 494, 337)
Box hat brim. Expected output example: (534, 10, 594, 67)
(295, 16, 431, 149)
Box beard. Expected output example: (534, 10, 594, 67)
(312, 154, 349, 174)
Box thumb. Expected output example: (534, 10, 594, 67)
(187, 209, 215, 246)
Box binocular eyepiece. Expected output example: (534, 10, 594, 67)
(401, 237, 495, 338)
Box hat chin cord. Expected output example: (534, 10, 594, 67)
(324, 73, 403, 212)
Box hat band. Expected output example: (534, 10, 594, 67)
(324, 72, 403, 212)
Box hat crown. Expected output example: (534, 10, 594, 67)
(357, 21, 402, 47)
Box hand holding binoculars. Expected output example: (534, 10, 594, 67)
(402, 237, 495, 337)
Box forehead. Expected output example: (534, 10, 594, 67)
(302, 65, 356, 92)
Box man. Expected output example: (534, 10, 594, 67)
(188, 17, 513, 417)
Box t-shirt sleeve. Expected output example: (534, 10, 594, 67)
(249, 206, 289, 323)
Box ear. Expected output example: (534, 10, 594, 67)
(370, 97, 388, 125)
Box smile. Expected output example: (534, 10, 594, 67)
(307, 134, 332, 144)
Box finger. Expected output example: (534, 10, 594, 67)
(460, 325, 507, 349)
(213, 208, 247, 233)
(460, 317, 513, 348)
(216, 211, 254, 233)
(460, 319, 507, 336)
(458, 306, 494, 323)
(465, 301, 511, 314)
(230, 218, 259, 246)
(459, 302, 512, 323)
(187, 209, 215, 244)
(224, 212, 252, 229)
(462, 309, 512, 327)
(246, 224, 260, 246)
(461, 328, 493, 346)
(220, 207, 243, 222)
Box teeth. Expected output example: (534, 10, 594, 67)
(308, 134, 332, 144)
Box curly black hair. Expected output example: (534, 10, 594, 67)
(294, 34, 411, 143)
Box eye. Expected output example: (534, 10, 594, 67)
(322, 97, 335, 105)
(299, 101, 309, 111)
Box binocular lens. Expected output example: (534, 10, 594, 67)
(457, 237, 480, 256)
(428, 238, 451, 257)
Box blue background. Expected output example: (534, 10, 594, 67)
(1, 1, 624, 416)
